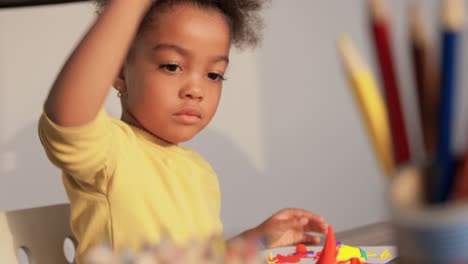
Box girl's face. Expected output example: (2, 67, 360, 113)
(119, 3, 231, 144)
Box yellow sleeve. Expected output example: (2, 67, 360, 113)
(38, 109, 116, 192)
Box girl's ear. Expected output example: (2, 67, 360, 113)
(113, 67, 126, 94)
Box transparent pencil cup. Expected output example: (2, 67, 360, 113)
(389, 166, 468, 263)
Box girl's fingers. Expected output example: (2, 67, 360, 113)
(304, 218, 328, 233)
(281, 208, 322, 220)
(288, 210, 328, 230)
(276, 217, 303, 231)
(300, 234, 321, 245)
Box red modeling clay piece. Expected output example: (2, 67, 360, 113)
(316, 225, 337, 264)
(350, 257, 362, 264)
(296, 244, 307, 254)
(275, 254, 302, 263)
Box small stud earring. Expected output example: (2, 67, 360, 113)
(117, 91, 122, 98)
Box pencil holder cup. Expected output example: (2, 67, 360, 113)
(389, 166, 468, 263)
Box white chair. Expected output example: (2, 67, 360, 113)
(0, 203, 76, 264)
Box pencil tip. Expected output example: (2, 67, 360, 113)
(441, 0, 465, 30)
(409, 0, 429, 45)
(336, 34, 350, 47)
(336, 35, 369, 77)
(368, 0, 388, 21)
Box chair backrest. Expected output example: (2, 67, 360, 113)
(0, 204, 76, 264)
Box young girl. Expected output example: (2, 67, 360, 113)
(38, 0, 328, 263)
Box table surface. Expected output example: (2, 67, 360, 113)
(336, 221, 399, 264)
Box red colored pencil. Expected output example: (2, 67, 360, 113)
(368, 0, 411, 166)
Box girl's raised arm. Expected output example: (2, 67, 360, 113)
(45, 1, 153, 126)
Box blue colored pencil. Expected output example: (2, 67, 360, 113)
(434, 0, 465, 203)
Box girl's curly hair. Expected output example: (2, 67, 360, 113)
(94, 0, 270, 50)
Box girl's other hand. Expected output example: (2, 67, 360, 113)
(256, 208, 328, 248)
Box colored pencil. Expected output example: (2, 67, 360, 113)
(368, 0, 411, 165)
(435, 0, 465, 202)
(409, 0, 440, 157)
(451, 155, 468, 200)
(337, 35, 395, 177)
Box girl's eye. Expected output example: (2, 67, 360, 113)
(160, 64, 181, 72)
(207, 72, 226, 81)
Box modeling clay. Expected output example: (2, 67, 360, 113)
(316, 225, 337, 264)
(378, 249, 392, 259)
(275, 254, 302, 263)
(264, 226, 378, 264)
(315, 226, 368, 264)
(266, 253, 276, 264)
(292, 244, 314, 257)
(336, 245, 367, 262)
(296, 244, 307, 254)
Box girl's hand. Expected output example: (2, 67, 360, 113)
(142, 0, 157, 9)
(100, 0, 156, 12)
(255, 208, 328, 248)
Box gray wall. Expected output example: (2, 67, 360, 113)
(2, 0, 468, 238)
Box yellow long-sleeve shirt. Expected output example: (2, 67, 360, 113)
(38, 109, 222, 263)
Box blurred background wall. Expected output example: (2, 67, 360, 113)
(1, 0, 468, 237)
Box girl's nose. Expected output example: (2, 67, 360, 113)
(180, 77, 203, 100)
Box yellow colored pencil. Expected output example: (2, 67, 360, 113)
(337, 35, 395, 177)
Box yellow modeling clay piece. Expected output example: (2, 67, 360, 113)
(265, 252, 276, 264)
(379, 248, 393, 259)
(336, 245, 367, 262)
(366, 251, 377, 257)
